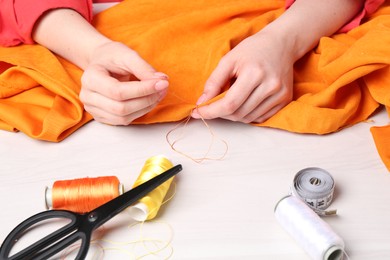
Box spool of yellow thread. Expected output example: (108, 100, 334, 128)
(127, 155, 176, 221)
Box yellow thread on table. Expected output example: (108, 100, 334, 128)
(60, 181, 177, 259)
(129, 155, 176, 221)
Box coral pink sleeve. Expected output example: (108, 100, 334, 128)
(0, 0, 93, 47)
(94, 0, 119, 2)
(285, 0, 385, 33)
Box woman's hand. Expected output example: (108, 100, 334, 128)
(192, 0, 365, 124)
(192, 30, 294, 124)
(79, 41, 169, 125)
(33, 8, 169, 125)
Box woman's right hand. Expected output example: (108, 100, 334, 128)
(80, 41, 169, 125)
(31, 8, 168, 125)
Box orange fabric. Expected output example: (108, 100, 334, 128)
(371, 124, 390, 171)
(0, 45, 92, 141)
(0, 0, 389, 170)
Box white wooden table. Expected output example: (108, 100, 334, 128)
(1, 3, 390, 259)
(0, 107, 389, 259)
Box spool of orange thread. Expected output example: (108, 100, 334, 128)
(45, 176, 124, 213)
(127, 155, 176, 221)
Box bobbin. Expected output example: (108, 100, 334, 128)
(127, 155, 175, 221)
(291, 167, 337, 216)
(275, 195, 345, 260)
(44, 181, 124, 210)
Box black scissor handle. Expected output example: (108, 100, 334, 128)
(0, 210, 79, 260)
(0, 164, 183, 260)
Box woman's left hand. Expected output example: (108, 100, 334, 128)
(192, 30, 294, 124)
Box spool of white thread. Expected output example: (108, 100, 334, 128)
(275, 195, 345, 260)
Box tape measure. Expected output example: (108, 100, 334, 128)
(291, 167, 337, 216)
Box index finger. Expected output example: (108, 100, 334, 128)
(195, 70, 258, 119)
(82, 67, 168, 101)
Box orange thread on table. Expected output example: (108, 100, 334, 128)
(51, 176, 121, 213)
(165, 105, 228, 163)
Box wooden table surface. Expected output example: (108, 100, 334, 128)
(1, 107, 389, 259)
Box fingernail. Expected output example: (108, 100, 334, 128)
(153, 72, 169, 79)
(196, 93, 206, 105)
(155, 80, 169, 91)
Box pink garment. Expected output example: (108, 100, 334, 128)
(94, 0, 119, 2)
(0, 0, 385, 47)
(286, 0, 385, 33)
(0, 0, 93, 46)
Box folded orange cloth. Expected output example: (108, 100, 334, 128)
(0, 45, 92, 141)
(0, 0, 389, 170)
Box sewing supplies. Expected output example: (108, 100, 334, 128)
(45, 176, 124, 213)
(291, 167, 337, 216)
(0, 164, 183, 260)
(275, 195, 345, 260)
(275, 167, 345, 260)
(127, 155, 176, 221)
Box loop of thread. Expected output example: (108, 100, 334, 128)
(165, 107, 228, 164)
(46, 176, 122, 213)
(127, 155, 175, 221)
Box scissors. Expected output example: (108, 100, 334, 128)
(0, 164, 182, 260)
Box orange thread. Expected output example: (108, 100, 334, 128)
(165, 106, 229, 163)
(47, 176, 122, 213)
